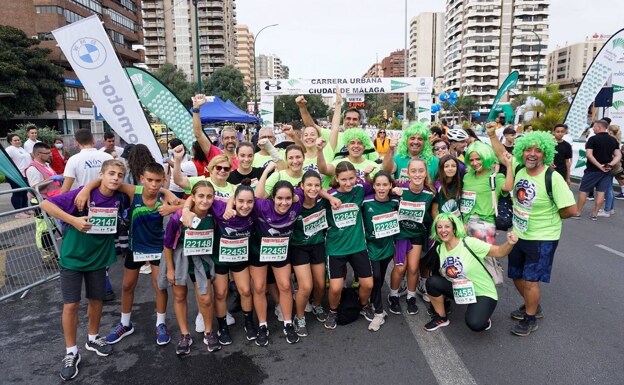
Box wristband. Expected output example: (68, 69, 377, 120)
(192, 108, 200, 113)
(183, 205, 191, 210)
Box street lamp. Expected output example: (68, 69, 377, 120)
(253, 24, 278, 116)
(529, 29, 542, 91)
(402, 0, 408, 124)
(192, 0, 202, 93)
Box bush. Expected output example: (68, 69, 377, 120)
(10, 123, 61, 146)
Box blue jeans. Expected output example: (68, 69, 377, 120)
(604, 177, 614, 211)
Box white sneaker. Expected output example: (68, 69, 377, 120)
(139, 264, 152, 275)
(195, 312, 204, 333)
(304, 302, 313, 313)
(226, 311, 236, 326)
(609, 209, 615, 215)
(274, 304, 284, 322)
(597, 209, 610, 217)
(368, 311, 387, 332)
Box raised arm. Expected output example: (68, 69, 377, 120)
(296, 95, 321, 130)
(501, 152, 514, 192)
(172, 144, 191, 190)
(488, 231, 518, 257)
(315, 137, 335, 176)
(382, 136, 398, 174)
(255, 161, 276, 198)
(329, 88, 343, 152)
(485, 122, 506, 164)
(191, 94, 212, 155)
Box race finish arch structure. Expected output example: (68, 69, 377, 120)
(259, 77, 433, 127)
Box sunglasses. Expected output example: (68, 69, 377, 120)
(434, 145, 448, 151)
(214, 165, 231, 172)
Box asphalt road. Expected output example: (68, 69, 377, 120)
(1, 185, 623, 385)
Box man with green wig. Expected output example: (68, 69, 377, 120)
(382, 122, 439, 180)
(487, 123, 576, 337)
(317, 127, 380, 181)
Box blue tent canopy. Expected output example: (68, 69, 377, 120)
(194, 96, 259, 124)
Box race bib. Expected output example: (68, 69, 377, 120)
(398, 201, 425, 223)
(452, 279, 477, 304)
(399, 168, 408, 179)
(332, 203, 359, 228)
(303, 209, 328, 236)
(219, 238, 249, 262)
(259, 237, 289, 262)
(87, 207, 117, 234)
(512, 207, 529, 233)
(184, 229, 214, 256)
(372, 211, 400, 238)
(460, 191, 477, 214)
(133, 251, 162, 262)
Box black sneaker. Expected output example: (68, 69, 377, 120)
(324, 310, 337, 330)
(204, 331, 222, 352)
(85, 336, 113, 357)
(217, 326, 233, 345)
(60, 352, 81, 381)
(244, 322, 257, 341)
(360, 303, 375, 321)
(615, 193, 624, 200)
(283, 323, 300, 344)
(511, 317, 538, 336)
(255, 325, 269, 346)
(388, 295, 402, 315)
(176, 334, 193, 355)
(406, 297, 419, 315)
(510, 304, 543, 320)
(423, 315, 450, 332)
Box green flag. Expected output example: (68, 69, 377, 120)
(487, 71, 519, 122)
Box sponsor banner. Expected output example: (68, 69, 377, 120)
(125, 67, 195, 151)
(608, 67, 624, 128)
(565, 29, 624, 138)
(260, 95, 274, 127)
(487, 71, 519, 122)
(260, 77, 433, 96)
(417, 93, 432, 124)
(52, 15, 163, 162)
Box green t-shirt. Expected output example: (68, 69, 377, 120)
(252, 149, 285, 168)
(264, 170, 302, 196)
(461, 172, 505, 224)
(393, 154, 439, 181)
(291, 200, 328, 246)
(325, 184, 371, 257)
(438, 237, 497, 300)
(436, 184, 462, 219)
(331, 158, 380, 181)
(320, 128, 379, 162)
(512, 163, 576, 240)
(362, 197, 399, 261)
(396, 185, 436, 240)
(186, 176, 234, 200)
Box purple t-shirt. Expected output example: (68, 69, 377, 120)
(250, 195, 302, 254)
(211, 199, 254, 239)
(47, 186, 120, 215)
(163, 210, 183, 250)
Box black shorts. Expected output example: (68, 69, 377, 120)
(248, 251, 290, 268)
(124, 249, 162, 270)
(410, 234, 426, 246)
(289, 243, 326, 266)
(327, 250, 373, 280)
(60, 268, 106, 304)
(214, 262, 248, 276)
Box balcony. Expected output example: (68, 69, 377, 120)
(145, 57, 166, 65)
(142, 1, 164, 10)
(143, 21, 165, 29)
(465, 18, 499, 28)
(200, 11, 224, 18)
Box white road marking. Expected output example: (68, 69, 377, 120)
(385, 277, 477, 385)
(595, 244, 624, 258)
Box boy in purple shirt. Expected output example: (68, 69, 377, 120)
(41, 159, 126, 381)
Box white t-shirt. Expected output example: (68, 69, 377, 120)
(64, 148, 113, 189)
(99, 145, 125, 155)
(5, 145, 32, 175)
(23, 139, 40, 154)
(26, 161, 55, 187)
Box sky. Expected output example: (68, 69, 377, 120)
(235, 0, 623, 79)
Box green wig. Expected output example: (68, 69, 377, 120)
(397, 122, 433, 160)
(430, 212, 467, 243)
(512, 131, 557, 166)
(342, 127, 373, 152)
(465, 141, 497, 172)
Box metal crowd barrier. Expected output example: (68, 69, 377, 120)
(0, 185, 62, 302)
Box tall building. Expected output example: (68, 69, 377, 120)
(256, 54, 285, 79)
(409, 12, 444, 79)
(363, 62, 383, 78)
(547, 34, 609, 93)
(443, 0, 549, 112)
(381, 49, 407, 78)
(142, 0, 237, 82)
(235, 24, 254, 95)
(1, 0, 143, 133)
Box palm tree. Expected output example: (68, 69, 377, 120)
(442, 95, 479, 121)
(526, 83, 570, 131)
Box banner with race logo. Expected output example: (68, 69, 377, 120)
(487, 71, 519, 122)
(52, 15, 162, 162)
(417, 93, 432, 124)
(608, 67, 624, 128)
(260, 95, 275, 127)
(125, 67, 195, 151)
(259, 77, 433, 96)
(565, 28, 624, 138)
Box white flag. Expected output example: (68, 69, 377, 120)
(52, 15, 162, 162)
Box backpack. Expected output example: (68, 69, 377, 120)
(336, 287, 361, 325)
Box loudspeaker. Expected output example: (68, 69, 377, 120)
(594, 87, 613, 107)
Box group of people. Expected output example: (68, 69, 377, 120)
(4, 93, 608, 383)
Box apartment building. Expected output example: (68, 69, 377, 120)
(235, 24, 254, 95)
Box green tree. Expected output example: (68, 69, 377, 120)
(274, 95, 328, 123)
(442, 95, 479, 121)
(203, 65, 248, 109)
(0, 26, 64, 120)
(152, 63, 197, 108)
(527, 83, 570, 131)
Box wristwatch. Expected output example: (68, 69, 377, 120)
(192, 108, 200, 113)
